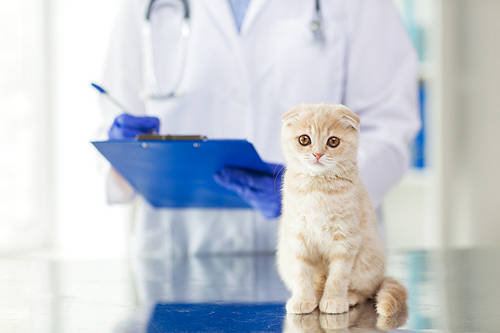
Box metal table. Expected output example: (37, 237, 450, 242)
(1, 248, 499, 332)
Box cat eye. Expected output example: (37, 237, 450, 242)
(327, 136, 340, 148)
(298, 135, 311, 146)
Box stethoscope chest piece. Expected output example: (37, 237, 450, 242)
(310, 0, 325, 44)
(310, 17, 325, 44)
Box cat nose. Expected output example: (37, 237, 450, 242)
(313, 153, 324, 160)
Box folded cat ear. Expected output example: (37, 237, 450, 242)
(336, 106, 360, 130)
(281, 107, 302, 125)
(340, 113, 360, 130)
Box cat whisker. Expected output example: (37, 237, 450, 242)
(272, 164, 286, 192)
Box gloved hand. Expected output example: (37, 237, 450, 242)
(214, 163, 285, 219)
(108, 113, 160, 139)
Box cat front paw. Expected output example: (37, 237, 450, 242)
(286, 297, 318, 314)
(319, 297, 349, 314)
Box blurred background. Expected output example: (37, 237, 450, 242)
(1, 0, 500, 259)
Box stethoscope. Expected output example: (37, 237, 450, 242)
(142, 0, 324, 100)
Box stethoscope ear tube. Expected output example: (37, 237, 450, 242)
(146, 0, 190, 21)
(141, 1, 191, 100)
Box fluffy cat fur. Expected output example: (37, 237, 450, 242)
(277, 104, 407, 315)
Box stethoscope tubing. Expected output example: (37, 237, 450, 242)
(142, 0, 323, 100)
(146, 0, 190, 21)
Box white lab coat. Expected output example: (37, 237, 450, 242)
(100, 0, 419, 257)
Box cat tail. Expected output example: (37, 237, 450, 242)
(375, 277, 408, 317)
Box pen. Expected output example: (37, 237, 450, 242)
(91, 82, 129, 113)
(91, 82, 158, 135)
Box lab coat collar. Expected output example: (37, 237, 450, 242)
(240, 0, 270, 35)
(200, 0, 270, 40)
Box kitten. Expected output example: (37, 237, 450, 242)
(277, 104, 407, 315)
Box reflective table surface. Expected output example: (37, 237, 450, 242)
(1, 248, 500, 332)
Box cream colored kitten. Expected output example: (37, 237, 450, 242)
(277, 104, 407, 315)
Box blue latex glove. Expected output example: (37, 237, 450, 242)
(108, 113, 160, 139)
(214, 163, 285, 219)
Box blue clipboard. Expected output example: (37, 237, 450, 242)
(92, 139, 271, 208)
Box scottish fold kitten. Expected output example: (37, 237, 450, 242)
(277, 104, 407, 315)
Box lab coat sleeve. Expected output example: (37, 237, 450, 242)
(343, 0, 420, 207)
(98, 0, 147, 204)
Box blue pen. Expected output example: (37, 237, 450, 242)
(91, 82, 129, 113)
(91, 82, 158, 135)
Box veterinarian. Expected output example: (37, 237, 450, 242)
(99, 0, 420, 257)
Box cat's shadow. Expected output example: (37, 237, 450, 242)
(283, 300, 408, 333)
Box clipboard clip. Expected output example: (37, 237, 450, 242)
(136, 134, 208, 141)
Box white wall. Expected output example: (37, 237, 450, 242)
(51, 0, 132, 258)
(441, 0, 500, 247)
(0, 1, 51, 253)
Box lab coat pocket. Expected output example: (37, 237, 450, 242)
(271, 19, 346, 109)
